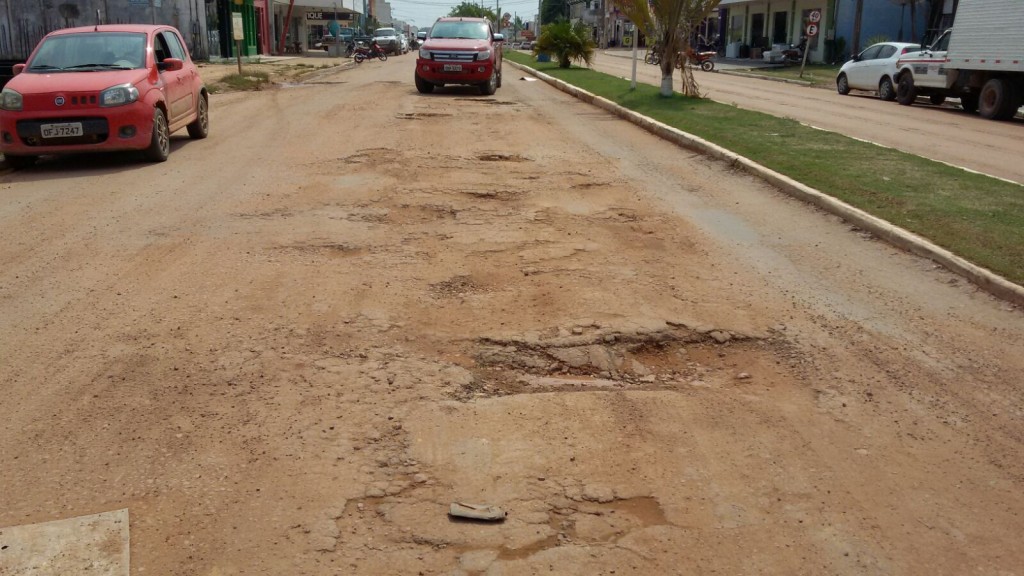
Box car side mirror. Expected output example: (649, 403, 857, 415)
(493, 33, 504, 42)
(158, 57, 184, 72)
(416, 31, 426, 40)
(12, 63, 25, 75)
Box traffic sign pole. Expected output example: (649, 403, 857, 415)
(799, 17, 820, 79)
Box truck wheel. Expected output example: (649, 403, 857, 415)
(979, 78, 1020, 120)
(960, 93, 979, 113)
(479, 69, 497, 96)
(878, 77, 895, 101)
(414, 73, 434, 94)
(836, 73, 850, 95)
(896, 73, 916, 105)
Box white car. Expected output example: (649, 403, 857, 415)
(373, 27, 400, 55)
(836, 42, 921, 101)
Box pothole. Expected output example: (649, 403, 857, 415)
(454, 324, 772, 400)
(396, 112, 453, 120)
(459, 188, 526, 201)
(387, 203, 458, 224)
(341, 148, 398, 164)
(476, 152, 531, 162)
(322, 205, 389, 223)
(454, 98, 519, 106)
(429, 275, 483, 299)
(235, 208, 294, 220)
(570, 181, 613, 189)
(276, 242, 365, 258)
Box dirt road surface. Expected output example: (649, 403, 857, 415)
(590, 51, 1024, 184)
(1, 56, 1023, 575)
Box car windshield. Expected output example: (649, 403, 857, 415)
(430, 21, 489, 40)
(375, 28, 396, 36)
(28, 32, 146, 71)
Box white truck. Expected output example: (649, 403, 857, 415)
(894, 0, 1024, 120)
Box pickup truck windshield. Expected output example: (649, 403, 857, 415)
(430, 22, 489, 40)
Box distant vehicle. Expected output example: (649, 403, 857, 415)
(373, 27, 401, 56)
(836, 42, 920, 101)
(894, 0, 1024, 119)
(0, 24, 208, 169)
(397, 33, 409, 55)
(414, 17, 504, 95)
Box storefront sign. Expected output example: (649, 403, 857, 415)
(306, 12, 352, 21)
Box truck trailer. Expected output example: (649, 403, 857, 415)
(894, 0, 1024, 120)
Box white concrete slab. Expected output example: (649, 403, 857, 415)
(0, 509, 129, 576)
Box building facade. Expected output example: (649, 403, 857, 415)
(717, 0, 930, 62)
(1, 0, 213, 59)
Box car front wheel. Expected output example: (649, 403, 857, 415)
(187, 93, 209, 139)
(836, 73, 850, 95)
(144, 108, 170, 162)
(4, 155, 37, 170)
(878, 77, 896, 101)
(479, 69, 497, 96)
(896, 73, 917, 105)
(414, 73, 434, 94)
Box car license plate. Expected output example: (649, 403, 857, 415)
(41, 122, 83, 138)
(443, 64, 462, 72)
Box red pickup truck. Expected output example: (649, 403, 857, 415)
(414, 17, 504, 95)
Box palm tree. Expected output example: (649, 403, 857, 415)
(619, 0, 721, 97)
(533, 20, 596, 69)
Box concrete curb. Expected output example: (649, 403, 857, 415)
(508, 60, 1024, 307)
(717, 69, 813, 86)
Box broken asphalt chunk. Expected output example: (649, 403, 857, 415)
(449, 502, 507, 522)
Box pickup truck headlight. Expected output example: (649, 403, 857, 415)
(419, 48, 431, 59)
(0, 88, 22, 111)
(100, 83, 140, 107)
(477, 49, 492, 60)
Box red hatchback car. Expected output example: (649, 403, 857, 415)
(0, 24, 208, 169)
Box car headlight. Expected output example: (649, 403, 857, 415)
(100, 83, 140, 107)
(419, 48, 431, 59)
(477, 49, 492, 61)
(0, 88, 22, 111)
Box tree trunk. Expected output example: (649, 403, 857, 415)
(909, 0, 917, 43)
(660, 57, 675, 97)
(852, 0, 864, 55)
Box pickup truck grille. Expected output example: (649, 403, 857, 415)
(431, 51, 478, 62)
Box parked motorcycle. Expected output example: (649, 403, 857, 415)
(353, 40, 388, 63)
(782, 38, 808, 65)
(676, 47, 716, 72)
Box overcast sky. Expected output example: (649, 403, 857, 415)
(378, 0, 541, 30)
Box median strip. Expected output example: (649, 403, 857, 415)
(505, 52, 1024, 305)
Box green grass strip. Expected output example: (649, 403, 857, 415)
(506, 51, 1024, 285)
(735, 64, 841, 87)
